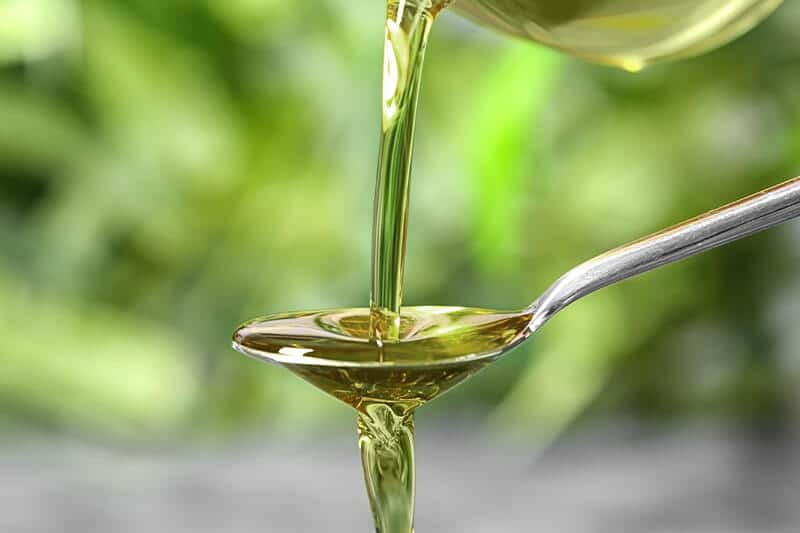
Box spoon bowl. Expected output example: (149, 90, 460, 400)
(233, 306, 533, 408)
(233, 176, 800, 405)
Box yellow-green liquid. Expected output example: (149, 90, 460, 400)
(233, 1, 783, 531)
(455, 0, 782, 71)
(234, 306, 533, 410)
(234, 306, 532, 532)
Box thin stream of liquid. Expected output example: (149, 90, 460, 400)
(358, 404, 416, 533)
(236, 2, 488, 529)
(364, 2, 442, 529)
(369, 0, 442, 343)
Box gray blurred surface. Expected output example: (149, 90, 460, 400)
(2, 424, 799, 532)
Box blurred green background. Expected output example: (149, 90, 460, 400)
(1, 0, 800, 442)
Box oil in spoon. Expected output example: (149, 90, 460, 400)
(234, 306, 533, 410)
(234, 305, 532, 533)
(237, 2, 455, 531)
(232, 1, 787, 531)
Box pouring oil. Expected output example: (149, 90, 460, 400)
(233, 0, 783, 531)
(237, 3, 459, 530)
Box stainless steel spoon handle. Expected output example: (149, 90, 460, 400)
(529, 176, 800, 331)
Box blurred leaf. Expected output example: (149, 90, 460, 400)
(466, 42, 561, 276)
(0, 270, 198, 436)
(0, 82, 91, 169)
(82, 0, 242, 182)
(0, 0, 80, 63)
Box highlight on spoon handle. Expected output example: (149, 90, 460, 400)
(529, 176, 800, 330)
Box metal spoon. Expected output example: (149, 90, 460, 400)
(233, 176, 800, 371)
(528, 175, 800, 335)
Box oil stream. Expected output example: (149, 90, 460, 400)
(233, 1, 783, 531)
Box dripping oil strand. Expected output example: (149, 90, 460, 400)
(369, 0, 442, 343)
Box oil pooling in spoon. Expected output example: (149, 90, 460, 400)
(233, 305, 532, 532)
(232, 1, 786, 532)
(238, 2, 460, 531)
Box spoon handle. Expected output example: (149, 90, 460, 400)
(530, 176, 800, 330)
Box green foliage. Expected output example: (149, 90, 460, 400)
(467, 43, 561, 276)
(1, 0, 799, 439)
